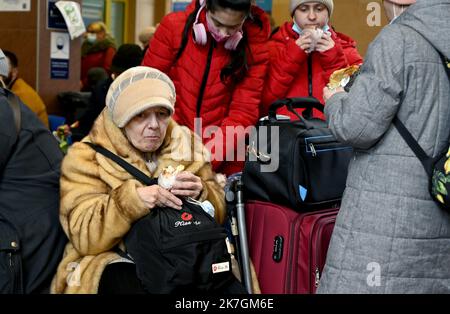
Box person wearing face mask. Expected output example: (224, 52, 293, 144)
(142, 0, 270, 176)
(318, 0, 450, 293)
(81, 21, 116, 92)
(1, 50, 49, 127)
(261, 0, 363, 119)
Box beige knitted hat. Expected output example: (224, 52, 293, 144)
(290, 0, 334, 17)
(106, 66, 176, 128)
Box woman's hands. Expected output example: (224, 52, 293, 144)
(323, 86, 345, 102)
(171, 172, 204, 200)
(296, 31, 335, 54)
(296, 32, 313, 53)
(315, 33, 335, 53)
(137, 172, 203, 211)
(137, 185, 183, 210)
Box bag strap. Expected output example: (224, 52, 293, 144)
(392, 32, 450, 176)
(392, 117, 433, 175)
(84, 142, 158, 186)
(5, 90, 21, 139)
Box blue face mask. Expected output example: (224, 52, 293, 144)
(292, 22, 302, 35)
(292, 22, 331, 35)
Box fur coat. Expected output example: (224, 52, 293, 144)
(51, 109, 225, 294)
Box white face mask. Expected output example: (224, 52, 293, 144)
(292, 20, 330, 35)
(86, 33, 97, 43)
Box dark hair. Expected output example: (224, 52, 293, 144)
(207, 0, 251, 13)
(111, 44, 144, 74)
(3, 50, 18, 68)
(176, 0, 263, 86)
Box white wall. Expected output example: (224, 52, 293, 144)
(135, 0, 155, 46)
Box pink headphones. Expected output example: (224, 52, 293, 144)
(192, 0, 244, 51)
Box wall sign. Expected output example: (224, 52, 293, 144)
(50, 32, 70, 80)
(0, 0, 30, 12)
(172, 0, 190, 13)
(48, 0, 67, 30)
(255, 0, 272, 13)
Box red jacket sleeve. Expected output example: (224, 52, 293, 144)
(335, 31, 364, 66)
(261, 38, 309, 116)
(141, 13, 180, 73)
(317, 36, 348, 84)
(342, 44, 364, 67)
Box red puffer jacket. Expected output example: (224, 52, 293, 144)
(81, 46, 116, 90)
(142, 2, 270, 176)
(261, 22, 363, 120)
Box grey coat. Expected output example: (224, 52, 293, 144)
(317, 0, 450, 294)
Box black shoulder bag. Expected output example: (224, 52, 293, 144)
(242, 97, 353, 211)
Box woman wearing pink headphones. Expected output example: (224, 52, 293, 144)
(142, 0, 270, 176)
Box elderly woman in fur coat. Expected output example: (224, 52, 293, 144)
(51, 67, 226, 294)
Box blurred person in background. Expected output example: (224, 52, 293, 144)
(1, 50, 49, 127)
(138, 25, 157, 56)
(73, 44, 144, 141)
(81, 21, 116, 91)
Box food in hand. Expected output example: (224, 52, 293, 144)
(158, 165, 185, 189)
(328, 65, 361, 90)
(301, 28, 329, 53)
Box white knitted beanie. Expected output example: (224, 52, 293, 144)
(106, 66, 176, 128)
(290, 0, 334, 17)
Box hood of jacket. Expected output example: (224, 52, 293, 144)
(395, 0, 450, 58)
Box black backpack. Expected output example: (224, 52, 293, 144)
(85, 143, 238, 293)
(125, 198, 236, 293)
(393, 35, 450, 213)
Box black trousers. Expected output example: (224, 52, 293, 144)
(98, 263, 147, 294)
(98, 262, 248, 295)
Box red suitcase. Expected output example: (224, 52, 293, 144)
(245, 200, 338, 294)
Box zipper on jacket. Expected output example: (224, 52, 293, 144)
(196, 41, 215, 118)
(303, 55, 313, 118)
(307, 55, 313, 97)
(8, 252, 22, 294)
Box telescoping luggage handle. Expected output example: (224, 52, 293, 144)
(268, 97, 324, 128)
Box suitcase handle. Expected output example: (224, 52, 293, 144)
(268, 97, 324, 129)
(269, 97, 324, 116)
